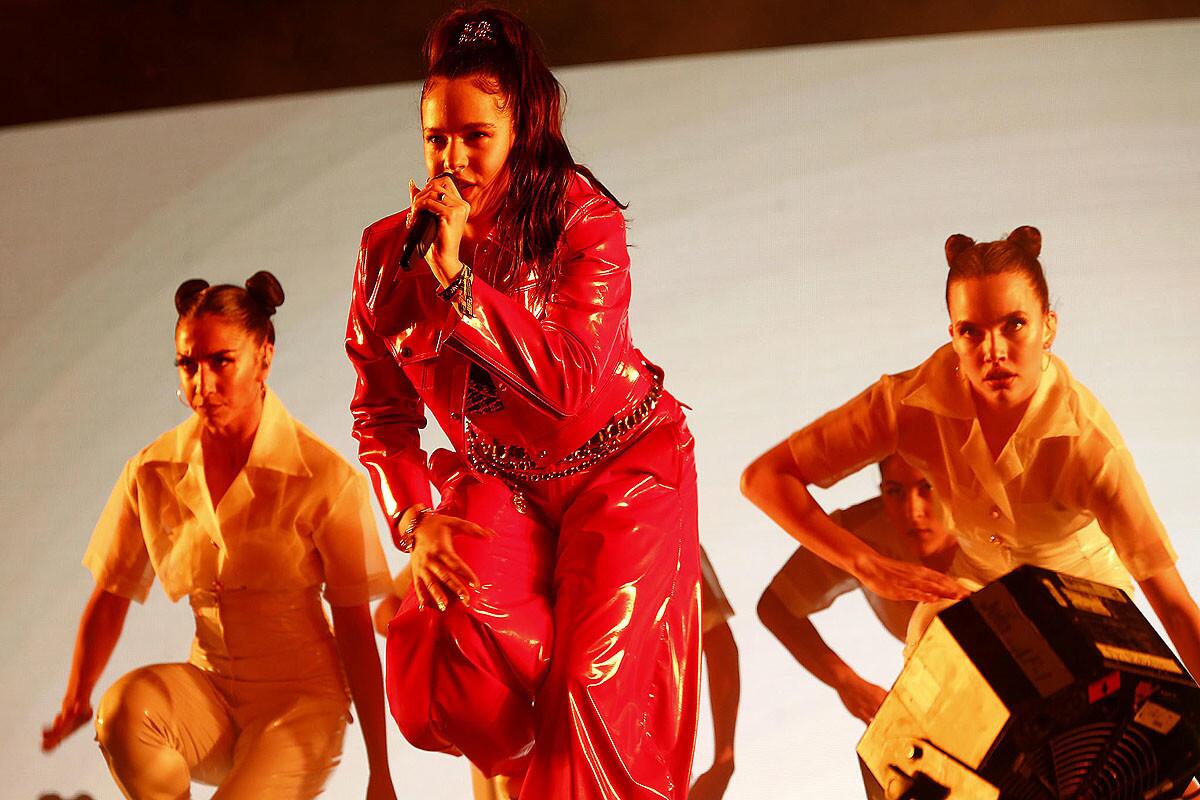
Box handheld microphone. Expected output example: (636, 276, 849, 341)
(399, 171, 456, 271)
(399, 211, 437, 271)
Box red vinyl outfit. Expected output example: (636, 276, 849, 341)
(346, 172, 701, 799)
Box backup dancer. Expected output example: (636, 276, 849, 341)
(44, 274, 395, 799)
(742, 227, 1200, 676)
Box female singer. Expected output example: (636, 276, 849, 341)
(345, 7, 700, 799)
(742, 226, 1200, 677)
(43, 274, 396, 799)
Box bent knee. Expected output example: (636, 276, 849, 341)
(94, 666, 174, 748)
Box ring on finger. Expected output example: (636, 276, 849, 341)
(423, 579, 447, 611)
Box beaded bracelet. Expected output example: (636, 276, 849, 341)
(395, 505, 432, 553)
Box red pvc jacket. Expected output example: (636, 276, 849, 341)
(346, 172, 657, 536)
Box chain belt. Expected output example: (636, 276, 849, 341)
(466, 373, 663, 484)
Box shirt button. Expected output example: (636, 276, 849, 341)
(989, 534, 1002, 545)
(450, 411, 461, 421)
(989, 506, 1001, 520)
(399, 346, 412, 358)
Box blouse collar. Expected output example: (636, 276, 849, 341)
(143, 388, 312, 477)
(900, 343, 1081, 441)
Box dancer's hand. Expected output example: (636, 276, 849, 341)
(836, 675, 888, 724)
(408, 173, 469, 288)
(41, 694, 92, 752)
(366, 770, 397, 800)
(689, 757, 734, 800)
(855, 552, 968, 603)
(407, 508, 494, 612)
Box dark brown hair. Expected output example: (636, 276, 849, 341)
(174, 271, 285, 344)
(423, 5, 623, 298)
(944, 225, 1049, 312)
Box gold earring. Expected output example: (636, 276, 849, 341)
(176, 386, 191, 408)
(1041, 347, 1051, 372)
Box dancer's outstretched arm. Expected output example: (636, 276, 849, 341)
(42, 585, 130, 751)
(333, 603, 397, 800)
(758, 589, 885, 724)
(743, 441, 965, 604)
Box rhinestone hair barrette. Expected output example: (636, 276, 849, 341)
(457, 19, 495, 46)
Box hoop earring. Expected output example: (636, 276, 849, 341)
(177, 386, 191, 408)
(1041, 348, 1051, 372)
(260, 381, 267, 401)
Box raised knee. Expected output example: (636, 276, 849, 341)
(94, 667, 168, 750)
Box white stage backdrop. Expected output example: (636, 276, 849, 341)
(2, 18, 1198, 799)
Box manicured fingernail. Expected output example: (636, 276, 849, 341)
(437, 600, 446, 611)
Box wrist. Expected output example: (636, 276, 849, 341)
(394, 504, 430, 553)
(438, 259, 464, 288)
(435, 262, 473, 318)
(830, 662, 862, 692)
(848, 546, 879, 583)
(64, 681, 92, 707)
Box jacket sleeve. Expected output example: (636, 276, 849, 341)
(444, 194, 632, 418)
(346, 229, 433, 543)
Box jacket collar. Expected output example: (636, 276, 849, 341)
(142, 388, 311, 477)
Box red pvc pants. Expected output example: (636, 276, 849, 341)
(387, 396, 701, 799)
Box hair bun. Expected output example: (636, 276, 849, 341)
(1006, 226, 1042, 258)
(944, 234, 976, 266)
(174, 278, 210, 314)
(244, 271, 285, 314)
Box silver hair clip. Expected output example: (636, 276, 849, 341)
(457, 19, 495, 46)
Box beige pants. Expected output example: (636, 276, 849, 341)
(95, 588, 350, 799)
(95, 662, 347, 799)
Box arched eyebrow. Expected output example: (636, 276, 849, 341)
(423, 122, 498, 134)
(952, 320, 978, 335)
(954, 310, 1029, 333)
(175, 349, 237, 361)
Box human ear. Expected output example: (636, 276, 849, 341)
(259, 342, 275, 379)
(1043, 311, 1058, 350)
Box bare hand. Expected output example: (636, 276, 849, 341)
(408, 174, 470, 287)
(407, 509, 494, 612)
(42, 695, 93, 752)
(689, 757, 734, 800)
(836, 677, 888, 724)
(856, 553, 969, 603)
